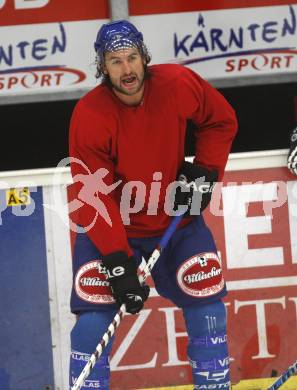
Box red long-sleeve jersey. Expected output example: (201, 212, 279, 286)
(69, 64, 237, 256)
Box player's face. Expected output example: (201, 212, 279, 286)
(104, 47, 146, 104)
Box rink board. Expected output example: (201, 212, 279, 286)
(1, 151, 297, 389)
(0, 188, 55, 389)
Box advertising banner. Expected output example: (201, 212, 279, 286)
(129, 0, 297, 15)
(131, 1, 297, 82)
(109, 166, 297, 388)
(1, 1, 297, 99)
(0, 0, 109, 96)
(0, 186, 55, 390)
(1, 153, 297, 389)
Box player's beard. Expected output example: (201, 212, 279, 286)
(110, 69, 146, 96)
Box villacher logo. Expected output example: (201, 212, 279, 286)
(176, 252, 225, 298)
(75, 260, 115, 304)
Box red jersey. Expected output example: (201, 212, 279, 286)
(69, 64, 237, 256)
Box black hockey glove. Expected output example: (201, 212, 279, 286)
(174, 161, 218, 217)
(287, 126, 297, 175)
(102, 251, 150, 314)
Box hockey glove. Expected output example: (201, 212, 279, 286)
(287, 126, 297, 175)
(174, 161, 218, 217)
(102, 251, 150, 314)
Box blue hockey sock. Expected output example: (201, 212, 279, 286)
(69, 310, 116, 390)
(183, 300, 230, 389)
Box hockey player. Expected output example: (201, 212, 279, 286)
(69, 20, 238, 389)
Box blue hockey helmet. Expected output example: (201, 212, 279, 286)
(94, 20, 151, 78)
(94, 20, 144, 56)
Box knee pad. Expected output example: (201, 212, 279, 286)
(71, 310, 117, 354)
(183, 300, 230, 389)
(70, 310, 116, 390)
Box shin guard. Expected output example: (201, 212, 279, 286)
(70, 351, 110, 389)
(69, 311, 116, 390)
(183, 300, 230, 389)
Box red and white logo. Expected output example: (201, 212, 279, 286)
(177, 252, 224, 298)
(75, 260, 115, 304)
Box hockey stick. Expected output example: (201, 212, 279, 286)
(71, 213, 184, 390)
(267, 361, 297, 390)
